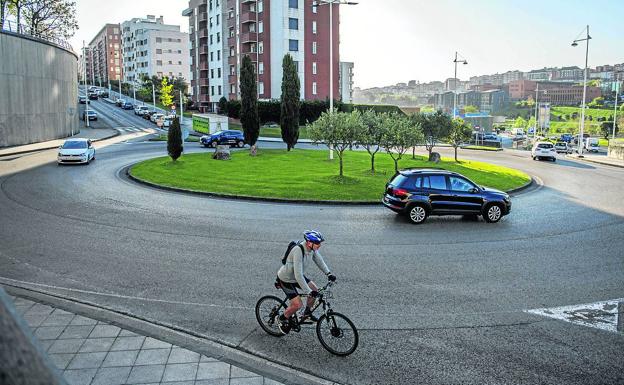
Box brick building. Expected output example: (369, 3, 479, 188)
(508, 79, 600, 105)
(88, 24, 123, 85)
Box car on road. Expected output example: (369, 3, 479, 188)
(116, 99, 126, 107)
(554, 141, 572, 154)
(200, 130, 245, 148)
(150, 113, 164, 123)
(122, 102, 134, 110)
(78, 96, 90, 104)
(483, 133, 499, 141)
(134, 106, 150, 115)
(57, 138, 95, 165)
(532, 141, 557, 161)
(142, 110, 156, 120)
(162, 115, 176, 128)
(584, 137, 600, 152)
(88, 92, 98, 100)
(382, 169, 511, 224)
(560, 133, 573, 143)
(97, 90, 109, 98)
(81, 110, 98, 121)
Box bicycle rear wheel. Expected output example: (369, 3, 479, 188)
(316, 311, 359, 356)
(255, 295, 287, 337)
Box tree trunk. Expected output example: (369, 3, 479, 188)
(394, 158, 398, 173)
(412, 146, 416, 159)
(339, 154, 343, 176)
(454, 146, 458, 162)
(370, 154, 375, 174)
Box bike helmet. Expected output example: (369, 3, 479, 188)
(303, 230, 325, 244)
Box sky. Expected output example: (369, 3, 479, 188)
(70, 0, 624, 89)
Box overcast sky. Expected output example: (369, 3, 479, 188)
(70, 0, 624, 89)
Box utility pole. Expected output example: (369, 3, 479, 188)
(572, 25, 591, 157)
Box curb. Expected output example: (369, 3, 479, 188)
(460, 147, 503, 152)
(506, 176, 536, 195)
(1, 281, 339, 385)
(0, 130, 120, 158)
(565, 155, 624, 169)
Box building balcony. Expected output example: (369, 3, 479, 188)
(240, 32, 258, 44)
(240, 49, 258, 58)
(198, 62, 209, 70)
(199, 12, 208, 22)
(198, 29, 209, 39)
(228, 74, 237, 84)
(228, 55, 237, 65)
(240, 11, 257, 24)
(199, 46, 209, 55)
(241, 0, 255, 3)
(228, 36, 236, 47)
(199, 95, 210, 103)
(199, 78, 209, 87)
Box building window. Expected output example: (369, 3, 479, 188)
(217, 50, 221, 60)
(217, 68, 221, 77)
(289, 18, 298, 30)
(312, 21, 317, 34)
(211, 86, 215, 96)
(258, 0, 263, 12)
(229, 9, 234, 19)
(210, 52, 214, 61)
(259, 82, 264, 95)
(211, 69, 214, 78)
(312, 4, 317, 13)
(156, 37, 162, 43)
(230, 47, 235, 57)
(312, 62, 317, 75)
(312, 82, 317, 95)
(258, 42, 264, 54)
(230, 65, 235, 75)
(210, 35, 213, 44)
(217, 32, 220, 43)
(156, 60, 162, 66)
(156, 49, 162, 54)
(229, 27, 235, 37)
(216, 14, 220, 25)
(218, 85, 222, 95)
(312, 41, 317, 54)
(289, 39, 298, 52)
(259, 62, 264, 75)
(259, 21, 263, 34)
(230, 84, 236, 94)
(288, 0, 297, 9)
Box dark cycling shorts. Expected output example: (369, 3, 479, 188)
(276, 276, 311, 299)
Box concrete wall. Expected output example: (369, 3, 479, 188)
(0, 31, 78, 148)
(608, 141, 624, 160)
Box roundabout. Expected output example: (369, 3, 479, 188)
(1, 138, 623, 385)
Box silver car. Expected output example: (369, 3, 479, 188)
(57, 138, 96, 165)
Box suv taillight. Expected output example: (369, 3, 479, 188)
(393, 188, 410, 199)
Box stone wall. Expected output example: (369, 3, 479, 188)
(608, 141, 624, 161)
(0, 31, 78, 147)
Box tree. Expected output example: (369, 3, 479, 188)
(21, 0, 78, 40)
(1, 0, 9, 28)
(160, 77, 174, 108)
(167, 117, 183, 161)
(218, 96, 228, 115)
(412, 110, 452, 161)
(446, 118, 473, 162)
(280, 53, 300, 150)
(464, 105, 479, 113)
(514, 116, 527, 129)
(379, 113, 424, 173)
(240, 55, 259, 153)
(601, 121, 619, 139)
(308, 111, 362, 177)
(587, 96, 604, 108)
(356, 109, 386, 174)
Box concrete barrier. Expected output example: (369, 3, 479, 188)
(0, 31, 78, 148)
(608, 140, 624, 160)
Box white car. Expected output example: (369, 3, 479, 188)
(57, 138, 95, 165)
(162, 115, 176, 128)
(531, 141, 557, 162)
(134, 105, 150, 115)
(150, 113, 164, 123)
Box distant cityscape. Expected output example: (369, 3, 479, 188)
(354, 63, 624, 115)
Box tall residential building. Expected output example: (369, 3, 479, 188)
(88, 24, 123, 85)
(121, 16, 190, 84)
(184, 0, 340, 112)
(339, 61, 354, 103)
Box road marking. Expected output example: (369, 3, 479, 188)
(526, 298, 623, 333)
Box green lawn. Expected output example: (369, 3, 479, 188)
(149, 134, 199, 142)
(129, 149, 530, 202)
(259, 126, 311, 139)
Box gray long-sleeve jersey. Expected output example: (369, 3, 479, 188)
(277, 242, 331, 294)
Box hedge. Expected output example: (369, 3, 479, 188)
(222, 99, 404, 125)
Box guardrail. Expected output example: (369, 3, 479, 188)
(1, 20, 75, 53)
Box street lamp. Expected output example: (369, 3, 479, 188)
(571, 25, 591, 157)
(313, 0, 358, 159)
(452, 52, 468, 119)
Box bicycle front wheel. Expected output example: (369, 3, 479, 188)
(255, 295, 287, 337)
(316, 311, 359, 356)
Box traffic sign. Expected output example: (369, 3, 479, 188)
(171, 104, 176, 110)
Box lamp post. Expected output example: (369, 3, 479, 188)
(82, 41, 90, 128)
(313, 0, 358, 159)
(452, 51, 467, 119)
(572, 25, 591, 157)
(613, 75, 620, 139)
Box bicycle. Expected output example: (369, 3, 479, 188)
(255, 281, 359, 356)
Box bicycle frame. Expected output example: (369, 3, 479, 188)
(280, 282, 334, 329)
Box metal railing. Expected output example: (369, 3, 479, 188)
(1, 20, 74, 53)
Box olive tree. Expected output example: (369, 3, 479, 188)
(412, 110, 452, 161)
(308, 111, 362, 177)
(446, 118, 473, 162)
(380, 113, 424, 173)
(356, 109, 386, 174)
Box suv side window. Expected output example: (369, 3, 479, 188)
(428, 175, 447, 190)
(449, 176, 474, 192)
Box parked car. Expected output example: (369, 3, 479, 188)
(554, 141, 572, 154)
(483, 133, 499, 141)
(573, 133, 590, 145)
(532, 141, 557, 161)
(88, 92, 98, 100)
(57, 138, 95, 165)
(78, 96, 90, 104)
(81, 110, 98, 121)
(150, 113, 164, 123)
(97, 90, 109, 98)
(134, 106, 150, 115)
(560, 133, 573, 143)
(162, 115, 176, 128)
(200, 130, 245, 148)
(584, 137, 600, 152)
(122, 102, 134, 110)
(263, 121, 279, 128)
(116, 99, 126, 107)
(382, 169, 511, 224)
(143, 110, 156, 120)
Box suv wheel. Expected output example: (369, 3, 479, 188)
(237, 140, 244, 148)
(483, 203, 503, 223)
(407, 204, 428, 224)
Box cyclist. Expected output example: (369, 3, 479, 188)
(276, 230, 336, 334)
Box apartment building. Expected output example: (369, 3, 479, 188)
(184, 0, 340, 112)
(87, 24, 123, 85)
(121, 16, 190, 84)
(339, 61, 354, 103)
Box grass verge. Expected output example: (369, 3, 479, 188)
(461, 145, 503, 151)
(149, 134, 199, 142)
(130, 149, 530, 201)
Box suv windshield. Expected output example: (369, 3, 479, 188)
(62, 141, 87, 149)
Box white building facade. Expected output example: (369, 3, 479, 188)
(121, 15, 190, 84)
(339, 61, 354, 103)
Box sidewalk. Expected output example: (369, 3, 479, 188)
(0, 127, 119, 158)
(567, 153, 624, 169)
(6, 293, 284, 385)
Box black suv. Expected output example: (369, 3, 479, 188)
(200, 130, 245, 148)
(382, 169, 511, 224)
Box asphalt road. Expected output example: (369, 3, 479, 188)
(1, 106, 623, 384)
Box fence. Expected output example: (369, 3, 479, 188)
(1, 20, 74, 53)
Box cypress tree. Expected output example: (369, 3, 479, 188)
(240, 55, 259, 154)
(280, 54, 300, 151)
(167, 117, 183, 161)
